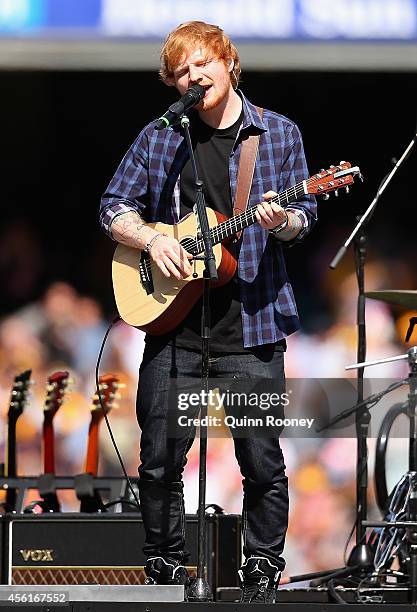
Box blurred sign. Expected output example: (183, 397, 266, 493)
(0, 0, 416, 41)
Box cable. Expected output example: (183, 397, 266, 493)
(328, 578, 349, 604)
(95, 316, 141, 511)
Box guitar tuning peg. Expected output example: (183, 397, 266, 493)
(320, 168, 325, 172)
(334, 189, 338, 197)
(330, 165, 335, 169)
(340, 160, 346, 164)
(345, 185, 350, 194)
(322, 193, 330, 200)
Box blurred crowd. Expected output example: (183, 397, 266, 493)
(0, 249, 416, 578)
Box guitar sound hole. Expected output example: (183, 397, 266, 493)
(180, 236, 197, 254)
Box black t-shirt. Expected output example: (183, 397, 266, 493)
(146, 110, 245, 353)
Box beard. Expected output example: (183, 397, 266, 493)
(196, 77, 232, 112)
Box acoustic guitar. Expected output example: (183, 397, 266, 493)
(112, 161, 361, 334)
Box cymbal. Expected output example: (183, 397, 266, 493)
(365, 290, 417, 310)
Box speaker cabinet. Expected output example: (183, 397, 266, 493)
(2, 513, 241, 593)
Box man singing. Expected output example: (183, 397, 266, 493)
(100, 20, 316, 603)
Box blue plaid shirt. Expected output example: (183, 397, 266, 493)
(100, 91, 317, 348)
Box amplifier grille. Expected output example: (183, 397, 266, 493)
(12, 567, 198, 585)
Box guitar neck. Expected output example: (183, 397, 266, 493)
(84, 419, 101, 476)
(43, 416, 56, 474)
(40, 370, 70, 475)
(191, 180, 307, 252)
(84, 374, 119, 475)
(4, 370, 32, 510)
(5, 419, 18, 478)
(5, 415, 23, 510)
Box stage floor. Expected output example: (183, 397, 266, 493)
(0, 602, 413, 611)
(0, 585, 415, 610)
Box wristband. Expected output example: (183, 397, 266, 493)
(269, 210, 289, 236)
(144, 232, 168, 254)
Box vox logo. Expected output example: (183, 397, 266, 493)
(19, 549, 54, 562)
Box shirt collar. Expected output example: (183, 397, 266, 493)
(238, 90, 267, 133)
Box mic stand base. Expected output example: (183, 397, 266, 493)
(347, 542, 374, 568)
(187, 577, 213, 602)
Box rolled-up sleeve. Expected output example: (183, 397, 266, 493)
(99, 127, 150, 238)
(275, 123, 317, 246)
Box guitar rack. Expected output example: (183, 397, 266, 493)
(0, 476, 131, 514)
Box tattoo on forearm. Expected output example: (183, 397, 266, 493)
(111, 211, 148, 246)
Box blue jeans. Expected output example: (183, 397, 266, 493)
(136, 342, 289, 571)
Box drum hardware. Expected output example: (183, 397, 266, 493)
(346, 345, 417, 604)
(288, 121, 417, 594)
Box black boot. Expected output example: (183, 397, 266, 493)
(238, 557, 281, 603)
(145, 556, 189, 587)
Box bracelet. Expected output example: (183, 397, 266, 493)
(144, 232, 167, 254)
(269, 210, 289, 236)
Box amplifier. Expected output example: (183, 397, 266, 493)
(2, 513, 241, 594)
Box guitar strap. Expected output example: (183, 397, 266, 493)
(233, 106, 264, 239)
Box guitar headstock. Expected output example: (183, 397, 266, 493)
(91, 373, 123, 421)
(44, 371, 70, 418)
(307, 161, 362, 199)
(7, 370, 32, 421)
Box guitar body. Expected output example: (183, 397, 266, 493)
(112, 209, 237, 335)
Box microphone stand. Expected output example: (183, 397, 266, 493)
(180, 114, 217, 602)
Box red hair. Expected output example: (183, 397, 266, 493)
(159, 21, 241, 88)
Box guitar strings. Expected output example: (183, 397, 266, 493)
(139, 171, 339, 275)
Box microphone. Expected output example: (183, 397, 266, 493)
(154, 84, 205, 130)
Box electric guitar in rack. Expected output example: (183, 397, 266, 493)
(84, 373, 120, 477)
(40, 371, 70, 512)
(78, 374, 121, 513)
(112, 161, 361, 334)
(3, 370, 32, 512)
